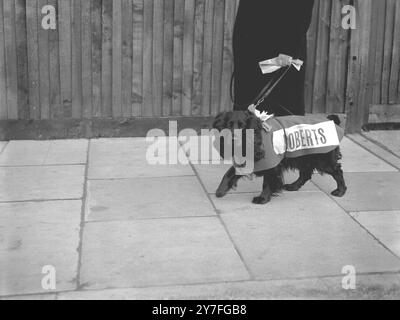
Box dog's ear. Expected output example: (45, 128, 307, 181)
(244, 112, 265, 162)
(213, 112, 229, 131)
(327, 115, 341, 126)
(245, 112, 262, 130)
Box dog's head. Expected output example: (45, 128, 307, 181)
(212, 111, 265, 162)
(212, 111, 262, 134)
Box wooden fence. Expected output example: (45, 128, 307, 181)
(306, 0, 400, 132)
(0, 0, 399, 133)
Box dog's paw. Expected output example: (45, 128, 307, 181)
(331, 188, 347, 197)
(216, 190, 228, 198)
(283, 184, 300, 192)
(252, 196, 270, 205)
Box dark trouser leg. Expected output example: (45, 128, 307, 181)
(216, 166, 242, 198)
(233, 58, 266, 111)
(252, 174, 273, 205)
(283, 169, 313, 192)
(260, 68, 307, 116)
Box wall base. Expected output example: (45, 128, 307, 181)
(0, 117, 215, 141)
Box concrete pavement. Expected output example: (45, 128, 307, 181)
(1, 135, 400, 300)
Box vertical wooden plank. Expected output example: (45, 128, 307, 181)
(191, 0, 206, 116)
(48, 0, 61, 119)
(304, 0, 320, 114)
(142, 0, 153, 116)
(346, 0, 373, 133)
(210, 0, 225, 115)
(152, 0, 164, 117)
(356, 0, 374, 130)
(26, 0, 40, 120)
(345, 2, 361, 133)
(312, 0, 332, 113)
(38, 0, 50, 119)
(112, 0, 122, 118)
(71, 0, 82, 119)
(172, 0, 184, 116)
(102, 0, 112, 117)
(326, 0, 351, 114)
(372, 0, 386, 104)
(389, 0, 400, 104)
(381, 0, 396, 104)
(201, 0, 214, 116)
(363, 0, 380, 113)
(15, 0, 29, 119)
(3, 2, 16, 119)
(181, 0, 195, 116)
(132, 0, 143, 116)
(81, 0, 92, 118)
(3, 0, 18, 119)
(0, 0, 7, 119)
(58, 0, 72, 118)
(220, 0, 236, 113)
(91, 0, 102, 118)
(162, 0, 174, 116)
(121, 0, 133, 117)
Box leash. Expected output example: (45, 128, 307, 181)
(231, 65, 295, 115)
(230, 64, 296, 156)
(252, 65, 293, 109)
(254, 67, 295, 156)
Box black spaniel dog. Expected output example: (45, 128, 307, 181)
(212, 111, 347, 205)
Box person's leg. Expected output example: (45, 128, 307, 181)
(260, 67, 306, 116)
(233, 62, 268, 111)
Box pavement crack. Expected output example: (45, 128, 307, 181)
(186, 156, 255, 281)
(76, 139, 91, 289)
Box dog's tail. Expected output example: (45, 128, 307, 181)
(327, 115, 341, 126)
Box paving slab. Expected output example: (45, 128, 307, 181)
(58, 274, 400, 300)
(86, 177, 216, 222)
(0, 294, 57, 300)
(80, 217, 250, 290)
(180, 135, 223, 163)
(313, 172, 400, 212)
(44, 140, 88, 165)
(89, 138, 194, 179)
(0, 201, 81, 296)
(0, 141, 8, 153)
(0, 141, 49, 166)
(347, 134, 400, 170)
(220, 192, 400, 280)
(364, 131, 400, 158)
(194, 163, 263, 194)
(0, 140, 88, 166)
(194, 163, 318, 195)
(0, 165, 85, 202)
(212, 189, 329, 214)
(340, 138, 397, 173)
(351, 211, 400, 258)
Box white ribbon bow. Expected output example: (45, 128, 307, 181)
(259, 54, 304, 74)
(248, 104, 274, 122)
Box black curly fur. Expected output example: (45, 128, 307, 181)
(212, 111, 265, 162)
(213, 111, 348, 205)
